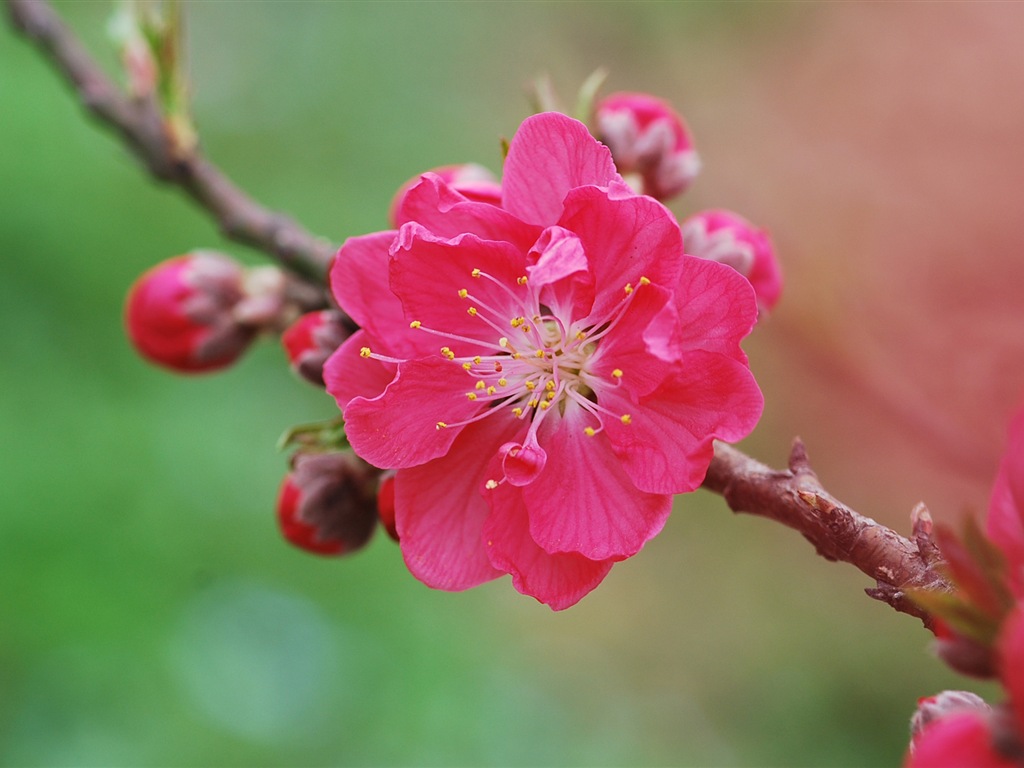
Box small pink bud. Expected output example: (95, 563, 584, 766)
(911, 691, 992, 741)
(681, 209, 783, 314)
(595, 91, 700, 201)
(276, 452, 380, 557)
(389, 163, 502, 227)
(124, 252, 256, 373)
(281, 310, 352, 387)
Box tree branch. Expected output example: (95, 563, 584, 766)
(6, 0, 336, 286)
(703, 439, 950, 628)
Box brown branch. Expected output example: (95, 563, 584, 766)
(6, 0, 336, 286)
(703, 439, 951, 628)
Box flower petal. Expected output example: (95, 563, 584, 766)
(558, 186, 684, 320)
(394, 414, 519, 591)
(906, 712, 1012, 768)
(523, 399, 673, 560)
(987, 408, 1024, 593)
(343, 357, 482, 469)
(502, 112, 621, 227)
(323, 330, 396, 410)
(483, 480, 614, 610)
(396, 173, 540, 252)
(600, 351, 764, 494)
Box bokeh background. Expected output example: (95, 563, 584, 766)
(4, 2, 1024, 765)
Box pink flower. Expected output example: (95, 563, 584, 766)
(987, 407, 1024, 597)
(595, 92, 700, 201)
(682, 209, 783, 314)
(324, 112, 763, 609)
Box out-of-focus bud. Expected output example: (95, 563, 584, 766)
(911, 691, 992, 741)
(376, 472, 398, 542)
(595, 91, 700, 201)
(681, 209, 783, 314)
(282, 310, 352, 387)
(933, 627, 999, 679)
(389, 163, 502, 227)
(125, 252, 260, 373)
(906, 710, 1017, 768)
(276, 451, 380, 556)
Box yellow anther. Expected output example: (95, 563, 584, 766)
(471, 268, 482, 278)
(445, 350, 456, 360)
(544, 380, 556, 391)
(462, 362, 473, 370)
(512, 407, 523, 417)
(575, 331, 586, 340)
(466, 392, 478, 401)
(497, 378, 508, 387)
(440, 346, 450, 354)
(612, 368, 623, 379)
(624, 283, 634, 295)
(545, 391, 556, 401)
(487, 386, 496, 395)
(534, 349, 545, 358)
(457, 288, 469, 299)
(473, 356, 482, 364)
(521, 325, 532, 333)
(359, 347, 372, 358)
(475, 381, 486, 390)
(436, 421, 448, 430)
(524, 381, 536, 391)
(517, 275, 528, 285)
(528, 398, 539, 408)
(499, 337, 509, 348)
(539, 400, 551, 410)
(511, 352, 522, 359)
(467, 307, 478, 316)
(620, 414, 632, 425)
(584, 427, 596, 437)
(485, 479, 499, 489)
(409, 320, 422, 329)
(639, 276, 651, 286)
(511, 317, 521, 328)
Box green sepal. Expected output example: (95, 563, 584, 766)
(277, 415, 348, 453)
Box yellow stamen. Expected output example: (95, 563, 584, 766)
(436, 421, 448, 429)
(512, 407, 523, 417)
(485, 479, 499, 489)
(497, 378, 508, 386)
(575, 331, 586, 340)
(473, 356, 482, 364)
(475, 381, 486, 391)
(521, 325, 532, 333)
(620, 414, 632, 425)
(524, 381, 536, 391)
(639, 276, 651, 286)
(499, 337, 509, 348)
(510, 317, 523, 328)
(462, 362, 473, 370)
(486, 386, 496, 395)
(539, 401, 551, 410)
(612, 368, 623, 379)
(467, 307, 478, 316)
(466, 393, 477, 401)
(517, 275, 528, 285)
(409, 320, 421, 329)
(584, 427, 596, 437)
(624, 283, 633, 295)
(545, 391, 556, 401)
(359, 347, 372, 358)
(534, 349, 545, 358)
(457, 288, 469, 299)
(471, 269, 481, 278)
(544, 380, 556, 391)
(528, 398, 539, 408)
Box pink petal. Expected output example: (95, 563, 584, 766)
(557, 186, 684, 320)
(343, 357, 482, 469)
(323, 330, 396, 410)
(599, 351, 764, 494)
(906, 713, 1012, 768)
(394, 414, 519, 591)
(654, 255, 758, 362)
(526, 226, 595, 322)
(396, 173, 540, 252)
(522, 399, 673, 560)
(389, 224, 527, 350)
(330, 231, 429, 359)
(502, 112, 621, 227)
(482, 480, 614, 610)
(987, 408, 1024, 588)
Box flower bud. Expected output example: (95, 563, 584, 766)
(681, 209, 783, 314)
(281, 310, 352, 387)
(276, 452, 380, 556)
(125, 252, 257, 373)
(376, 472, 398, 542)
(389, 163, 502, 227)
(595, 91, 700, 201)
(911, 691, 992, 741)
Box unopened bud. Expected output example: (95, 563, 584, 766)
(911, 691, 992, 740)
(595, 92, 700, 201)
(276, 452, 380, 556)
(389, 164, 503, 227)
(681, 209, 783, 314)
(376, 472, 399, 542)
(282, 310, 352, 387)
(124, 252, 256, 373)
(935, 631, 998, 679)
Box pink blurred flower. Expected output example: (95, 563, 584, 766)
(389, 163, 502, 228)
(988, 408, 1024, 597)
(682, 209, 783, 314)
(323, 112, 762, 609)
(595, 92, 700, 201)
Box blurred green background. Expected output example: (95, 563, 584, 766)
(4, 2, 1024, 766)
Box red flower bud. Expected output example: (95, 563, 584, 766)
(389, 163, 502, 227)
(376, 472, 398, 542)
(276, 452, 380, 556)
(595, 91, 700, 201)
(281, 310, 352, 387)
(125, 252, 256, 373)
